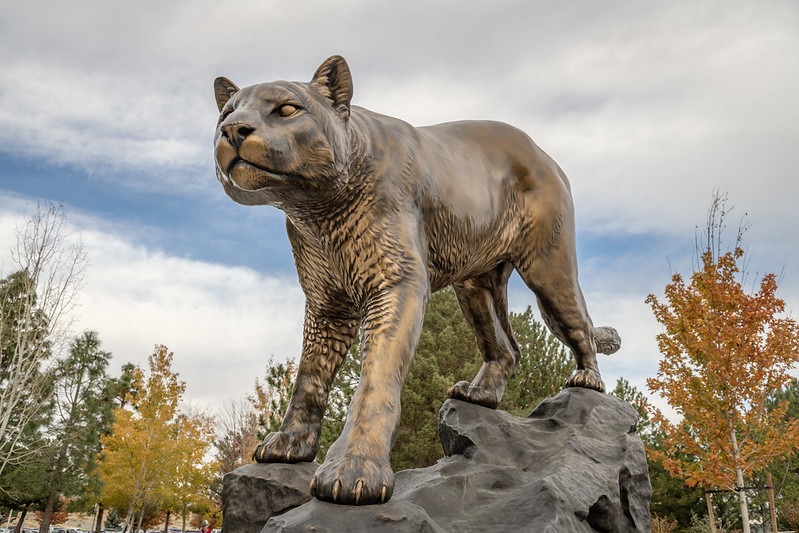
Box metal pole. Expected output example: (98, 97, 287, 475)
(89, 503, 98, 533)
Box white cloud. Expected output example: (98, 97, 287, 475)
(0, 196, 305, 409)
(0, 62, 211, 183)
(2, 1, 797, 235)
(2, 0, 799, 423)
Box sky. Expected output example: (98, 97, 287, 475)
(1, 0, 797, 420)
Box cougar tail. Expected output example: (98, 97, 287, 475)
(594, 326, 621, 355)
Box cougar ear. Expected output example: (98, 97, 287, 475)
(311, 55, 353, 118)
(214, 77, 239, 112)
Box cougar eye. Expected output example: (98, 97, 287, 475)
(219, 107, 233, 121)
(276, 104, 300, 117)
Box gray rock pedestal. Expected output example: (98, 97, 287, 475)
(222, 388, 652, 532)
(221, 462, 317, 533)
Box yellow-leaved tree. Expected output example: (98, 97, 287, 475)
(646, 194, 799, 533)
(98, 345, 216, 532)
(166, 411, 218, 530)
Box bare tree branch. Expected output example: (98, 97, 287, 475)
(0, 203, 87, 477)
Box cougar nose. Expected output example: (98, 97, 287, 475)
(221, 122, 255, 147)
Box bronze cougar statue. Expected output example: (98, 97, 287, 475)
(213, 55, 620, 505)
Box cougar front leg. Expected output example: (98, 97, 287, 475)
(311, 279, 429, 505)
(254, 309, 357, 463)
(449, 262, 519, 408)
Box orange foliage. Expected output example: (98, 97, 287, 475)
(35, 500, 69, 526)
(646, 246, 799, 489)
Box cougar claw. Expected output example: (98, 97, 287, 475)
(566, 368, 606, 393)
(311, 454, 395, 504)
(355, 479, 364, 505)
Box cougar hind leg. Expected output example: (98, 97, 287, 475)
(449, 262, 521, 408)
(513, 215, 617, 393)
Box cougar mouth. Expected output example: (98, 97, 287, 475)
(227, 158, 303, 190)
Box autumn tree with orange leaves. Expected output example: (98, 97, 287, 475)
(646, 194, 799, 533)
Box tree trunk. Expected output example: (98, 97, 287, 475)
(40, 443, 69, 533)
(135, 507, 145, 533)
(163, 510, 171, 533)
(730, 424, 751, 533)
(705, 491, 717, 533)
(735, 465, 751, 533)
(38, 487, 60, 533)
(95, 504, 105, 533)
(13, 509, 27, 533)
(122, 505, 135, 533)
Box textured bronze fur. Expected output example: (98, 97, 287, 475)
(213, 56, 621, 506)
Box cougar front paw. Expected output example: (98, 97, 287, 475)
(253, 431, 317, 463)
(311, 454, 394, 505)
(447, 380, 500, 408)
(566, 368, 606, 393)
